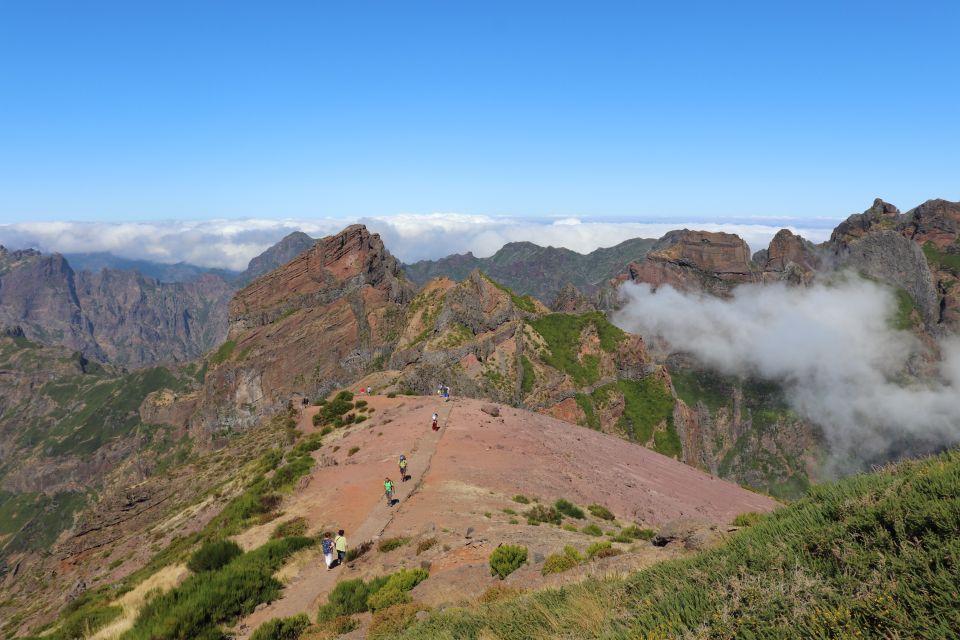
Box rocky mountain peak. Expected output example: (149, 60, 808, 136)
(551, 283, 596, 313)
(757, 229, 821, 284)
(240, 231, 317, 283)
(627, 229, 755, 294)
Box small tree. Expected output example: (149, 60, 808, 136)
(489, 544, 527, 580)
(187, 539, 242, 573)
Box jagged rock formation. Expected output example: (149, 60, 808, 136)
(755, 229, 821, 284)
(0, 246, 233, 367)
(194, 225, 415, 430)
(403, 237, 656, 302)
(626, 230, 757, 295)
(238, 230, 317, 284)
(551, 283, 596, 313)
(829, 198, 960, 332)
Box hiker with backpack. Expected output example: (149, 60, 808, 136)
(384, 477, 395, 505)
(431, 412, 439, 431)
(321, 531, 336, 569)
(399, 454, 408, 481)
(334, 529, 347, 566)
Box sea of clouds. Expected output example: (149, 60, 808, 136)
(0, 214, 836, 271)
(613, 277, 960, 474)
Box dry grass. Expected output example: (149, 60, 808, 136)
(89, 564, 189, 639)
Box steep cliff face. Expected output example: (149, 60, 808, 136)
(755, 229, 821, 284)
(0, 246, 233, 367)
(829, 198, 960, 332)
(626, 230, 757, 295)
(195, 225, 415, 431)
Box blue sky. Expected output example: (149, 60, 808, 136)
(0, 0, 958, 226)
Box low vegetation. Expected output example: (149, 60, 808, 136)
(186, 539, 242, 572)
(554, 498, 585, 519)
(528, 312, 626, 385)
(542, 545, 583, 575)
(124, 536, 313, 639)
(317, 569, 429, 620)
(397, 451, 960, 639)
(377, 536, 410, 553)
(525, 504, 561, 525)
(250, 613, 310, 640)
(271, 516, 309, 539)
(587, 503, 615, 520)
(489, 544, 528, 580)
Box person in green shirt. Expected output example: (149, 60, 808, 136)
(384, 477, 395, 506)
(334, 529, 347, 567)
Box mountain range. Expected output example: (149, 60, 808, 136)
(0, 196, 958, 638)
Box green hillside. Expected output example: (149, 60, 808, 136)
(395, 450, 960, 639)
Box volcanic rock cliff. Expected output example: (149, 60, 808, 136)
(194, 225, 415, 430)
(0, 246, 233, 367)
(626, 230, 757, 295)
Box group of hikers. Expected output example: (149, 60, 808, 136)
(318, 388, 448, 571)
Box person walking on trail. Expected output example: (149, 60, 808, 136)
(321, 531, 335, 569)
(431, 412, 439, 431)
(334, 530, 347, 566)
(442, 385, 450, 401)
(384, 477, 396, 505)
(399, 454, 408, 481)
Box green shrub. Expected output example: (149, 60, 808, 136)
(320, 426, 333, 436)
(368, 603, 430, 639)
(126, 537, 313, 640)
(311, 413, 322, 427)
(501, 507, 516, 515)
(733, 512, 766, 527)
(387, 392, 398, 398)
(292, 433, 323, 454)
(542, 546, 583, 575)
(554, 499, 585, 519)
(250, 613, 310, 640)
(582, 524, 603, 536)
(586, 540, 613, 559)
(490, 544, 527, 579)
(378, 536, 410, 553)
(355, 415, 367, 423)
(54, 599, 123, 640)
(563, 524, 578, 532)
(186, 539, 242, 573)
(512, 494, 530, 504)
(326, 578, 372, 616)
(348, 446, 360, 456)
(588, 504, 615, 521)
(526, 504, 562, 525)
(354, 399, 368, 409)
(271, 517, 308, 539)
(620, 525, 655, 540)
(367, 586, 410, 611)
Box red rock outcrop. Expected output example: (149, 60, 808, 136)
(626, 230, 757, 295)
(757, 229, 821, 284)
(196, 225, 415, 431)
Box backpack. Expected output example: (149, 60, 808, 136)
(322, 538, 334, 554)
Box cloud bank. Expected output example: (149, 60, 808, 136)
(0, 215, 835, 271)
(613, 278, 960, 473)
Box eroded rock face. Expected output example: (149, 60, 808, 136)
(758, 229, 821, 284)
(0, 247, 233, 367)
(239, 231, 316, 284)
(196, 225, 415, 431)
(627, 230, 756, 295)
(551, 284, 596, 313)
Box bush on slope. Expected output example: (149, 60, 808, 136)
(394, 451, 960, 639)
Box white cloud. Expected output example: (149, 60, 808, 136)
(612, 277, 960, 474)
(0, 214, 835, 271)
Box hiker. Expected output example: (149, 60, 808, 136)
(442, 385, 450, 402)
(334, 529, 347, 566)
(437, 382, 444, 397)
(431, 412, 439, 431)
(384, 477, 395, 505)
(321, 531, 335, 569)
(399, 454, 408, 481)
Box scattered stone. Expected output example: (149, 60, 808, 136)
(465, 527, 474, 539)
(481, 404, 500, 417)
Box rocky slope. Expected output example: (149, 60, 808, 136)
(237, 231, 317, 285)
(403, 237, 657, 302)
(0, 246, 234, 368)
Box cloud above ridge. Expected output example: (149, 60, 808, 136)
(0, 215, 835, 271)
(613, 278, 960, 473)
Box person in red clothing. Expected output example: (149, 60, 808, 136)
(431, 412, 439, 431)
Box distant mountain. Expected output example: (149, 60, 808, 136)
(0, 246, 233, 367)
(402, 237, 658, 302)
(238, 231, 316, 284)
(63, 252, 238, 283)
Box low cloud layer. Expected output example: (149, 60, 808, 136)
(0, 215, 834, 271)
(613, 278, 960, 473)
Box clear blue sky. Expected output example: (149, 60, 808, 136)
(1, 0, 957, 223)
